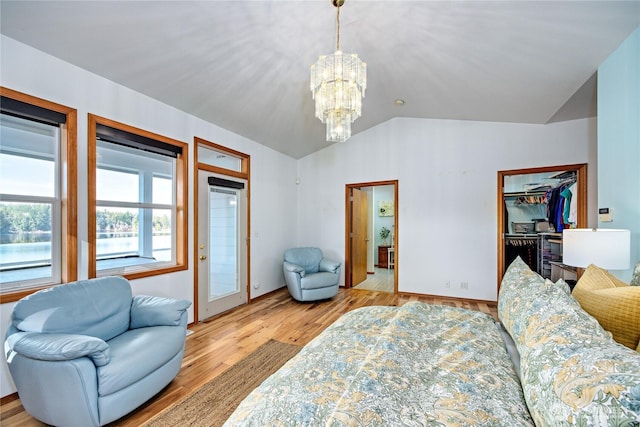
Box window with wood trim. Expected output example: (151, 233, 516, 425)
(88, 115, 187, 279)
(0, 88, 77, 300)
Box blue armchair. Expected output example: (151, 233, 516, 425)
(283, 247, 341, 301)
(4, 276, 191, 427)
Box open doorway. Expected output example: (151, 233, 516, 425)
(345, 180, 398, 293)
(497, 163, 587, 292)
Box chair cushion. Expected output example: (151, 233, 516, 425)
(10, 276, 132, 342)
(572, 264, 640, 349)
(284, 247, 323, 274)
(97, 325, 185, 396)
(301, 272, 339, 290)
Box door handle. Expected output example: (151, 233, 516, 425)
(199, 255, 207, 261)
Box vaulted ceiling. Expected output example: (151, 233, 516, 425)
(2, 1, 638, 158)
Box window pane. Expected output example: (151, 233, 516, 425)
(96, 207, 173, 270)
(96, 207, 139, 259)
(0, 202, 53, 285)
(153, 175, 172, 204)
(1, 114, 58, 198)
(97, 169, 139, 203)
(152, 208, 172, 261)
(209, 188, 238, 299)
(198, 145, 242, 171)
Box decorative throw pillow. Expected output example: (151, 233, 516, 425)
(572, 264, 640, 349)
(630, 259, 640, 286)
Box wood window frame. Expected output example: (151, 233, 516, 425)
(88, 114, 188, 279)
(0, 87, 77, 303)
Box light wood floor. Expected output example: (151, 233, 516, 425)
(0, 287, 498, 427)
(353, 266, 394, 292)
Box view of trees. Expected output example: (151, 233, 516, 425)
(0, 204, 171, 235)
(96, 209, 171, 233)
(0, 203, 51, 234)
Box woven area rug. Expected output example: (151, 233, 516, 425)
(143, 339, 301, 427)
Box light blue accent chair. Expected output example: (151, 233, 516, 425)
(4, 276, 191, 427)
(283, 247, 341, 301)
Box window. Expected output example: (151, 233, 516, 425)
(0, 88, 77, 299)
(89, 115, 187, 279)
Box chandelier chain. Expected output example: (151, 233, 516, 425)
(336, 4, 341, 51)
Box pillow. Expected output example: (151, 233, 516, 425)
(572, 264, 640, 349)
(499, 257, 640, 425)
(631, 259, 640, 286)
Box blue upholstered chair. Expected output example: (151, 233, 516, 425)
(4, 276, 191, 427)
(283, 247, 341, 301)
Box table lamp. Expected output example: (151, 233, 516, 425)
(562, 228, 631, 270)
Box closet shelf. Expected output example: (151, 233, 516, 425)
(504, 191, 547, 197)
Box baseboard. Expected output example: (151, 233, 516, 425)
(1, 392, 19, 405)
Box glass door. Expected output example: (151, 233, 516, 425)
(197, 170, 247, 320)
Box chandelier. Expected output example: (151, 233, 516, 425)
(310, 0, 366, 143)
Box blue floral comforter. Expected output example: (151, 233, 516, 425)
(224, 302, 534, 426)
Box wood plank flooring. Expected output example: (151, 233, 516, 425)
(0, 287, 498, 427)
(353, 267, 394, 292)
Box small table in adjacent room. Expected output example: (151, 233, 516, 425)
(378, 245, 391, 269)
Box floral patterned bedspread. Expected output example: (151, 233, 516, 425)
(499, 257, 640, 426)
(224, 302, 534, 426)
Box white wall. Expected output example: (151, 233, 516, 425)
(0, 36, 297, 397)
(297, 116, 598, 301)
(597, 28, 640, 281)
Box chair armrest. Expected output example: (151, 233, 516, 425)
(5, 332, 110, 366)
(319, 258, 341, 273)
(130, 295, 192, 329)
(283, 261, 306, 277)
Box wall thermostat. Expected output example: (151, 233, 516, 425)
(598, 207, 613, 222)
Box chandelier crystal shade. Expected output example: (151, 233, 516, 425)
(310, 0, 366, 143)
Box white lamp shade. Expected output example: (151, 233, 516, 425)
(562, 228, 630, 269)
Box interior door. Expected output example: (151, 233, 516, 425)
(351, 188, 368, 286)
(197, 170, 247, 321)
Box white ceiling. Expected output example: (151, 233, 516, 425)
(1, 1, 638, 159)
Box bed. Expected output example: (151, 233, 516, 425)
(224, 256, 640, 426)
(223, 302, 534, 426)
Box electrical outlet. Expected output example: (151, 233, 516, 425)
(460, 282, 469, 290)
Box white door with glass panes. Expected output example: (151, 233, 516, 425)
(197, 171, 247, 321)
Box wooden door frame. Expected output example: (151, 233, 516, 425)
(193, 138, 251, 324)
(497, 163, 587, 293)
(345, 180, 398, 293)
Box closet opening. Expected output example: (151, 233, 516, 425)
(497, 164, 588, 292)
